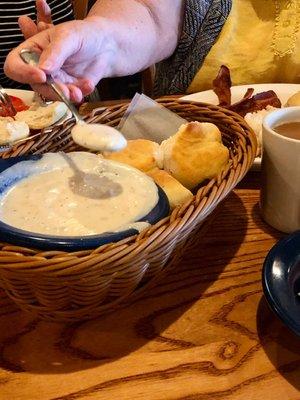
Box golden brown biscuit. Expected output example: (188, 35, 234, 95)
(15, 102, 68, 130)
(160, 121, 229, 189)
(286, 91, 300, 107)
(147, 168, 193, 209)
(103, 139, 160, 172)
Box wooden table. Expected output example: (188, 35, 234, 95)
(0, 172, 299, 400)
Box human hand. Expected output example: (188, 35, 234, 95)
(5, 18, 114, 102)
(18, 0, 53, 39)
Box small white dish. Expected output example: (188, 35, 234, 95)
(4, 88, 72, 125)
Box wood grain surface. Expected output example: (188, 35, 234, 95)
(0, 173, 299, 400)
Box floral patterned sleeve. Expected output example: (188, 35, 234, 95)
(154, 0, 232, 96)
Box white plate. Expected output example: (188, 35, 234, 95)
(4, 88, 72, 125)
(181, 83, 300, 170)
(5, 88, 35, 105)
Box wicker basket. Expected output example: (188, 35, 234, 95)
(0, 98, 257, 321)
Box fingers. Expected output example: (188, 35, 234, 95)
(8, 18, 98, 101)
(36, 0, 52, 24)
(5, 54, 46, 84)
(31, 82, 71, 101)
(37, 21, 52, 32)
(76, 78, 95, 96)
(19, 0, 52, 40)
(68, 79, 96, 103)
(31, 82, 84, 103)
(18, 16, 38, 39)
(68, 84, 83, 103)
(4, 31, 51, 84)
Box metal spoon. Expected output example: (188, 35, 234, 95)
(0, 83, 16, 115)
(61, 153, 122, 200)
(19, 49, 127, 152)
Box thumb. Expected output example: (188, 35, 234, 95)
(18, 15, 38, 39)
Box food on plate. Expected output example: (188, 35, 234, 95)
(286, 91, 300, 107)
(0, 152, 159, 237)
(244, 106, 276, 149)
(0, 95, 28, 117)
(9, 95, 29, 112)
(160, 122, 229, 189)
(15, 101, 68, 130)
(212, 65, 282, 116)
(229, 90, 281, 117)
(0, 116, 29, 145)
(103, 139, 160, 172)
(211, 65, 283, 156)
(147, 168, 193, 209)
(0, 94, 70, 146)
(212, 65, 232, 107)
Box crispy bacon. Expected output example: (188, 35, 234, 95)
(0, 95, 28, 117)
(0, 103, 15, 117)
(242, 88, 254, 99)
(225, 88, 254, 113)
(228, 90, 282, 117)
(9, 95, 29, 112)
(212, 65, 232, 107)
(211, 66, 281, 117)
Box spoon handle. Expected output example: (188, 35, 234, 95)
(46, 76, 83, 124)
(19, 49, 83, 125)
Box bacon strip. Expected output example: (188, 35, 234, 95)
(228, 90, 281, 117)
(211, 67, 281, 116)
(242, 88, 254, 99)
(0, 102, 15, 117)
(212, 65, 232, 107)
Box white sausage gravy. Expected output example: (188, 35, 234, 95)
(0, 152, 158, 237)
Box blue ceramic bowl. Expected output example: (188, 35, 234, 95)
(0, 156, 170, 251)
(263, 231, 300, 336)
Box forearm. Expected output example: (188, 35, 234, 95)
(86, 0, 184, 76)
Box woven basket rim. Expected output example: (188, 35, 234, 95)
(0, 98, 257, 266)
(0, 97, 258, 321)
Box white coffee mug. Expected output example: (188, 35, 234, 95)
(261, 107, 300, 233)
